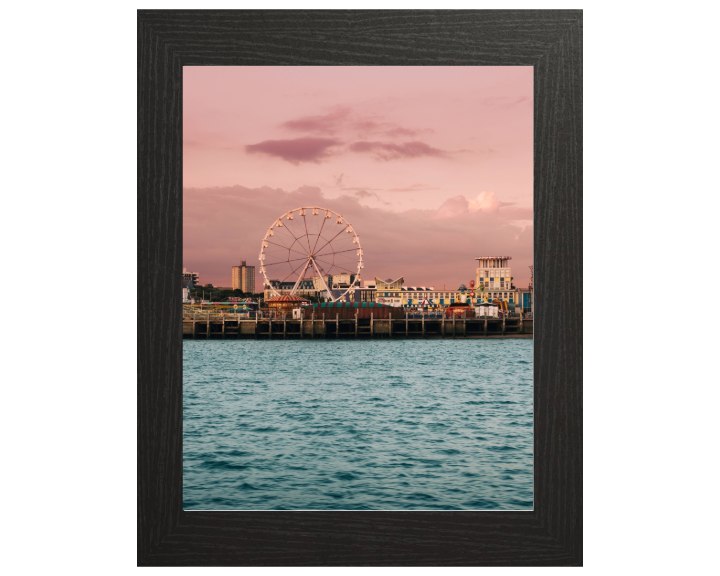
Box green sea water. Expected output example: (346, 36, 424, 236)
(183, 339, 533, 510)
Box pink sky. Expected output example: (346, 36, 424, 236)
(184, 67, 533, 290)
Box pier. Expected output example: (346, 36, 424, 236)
(183, 312, 533, 340)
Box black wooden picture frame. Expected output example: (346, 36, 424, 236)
(138, 9, 582, 566)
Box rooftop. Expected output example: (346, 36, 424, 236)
(266, 295, 309, 303)
(311, 302, 394, 308)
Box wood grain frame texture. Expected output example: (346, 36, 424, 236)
(138, 9, 582, 566)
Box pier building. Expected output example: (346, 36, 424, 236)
(516, 287, 533, 314)
(265, 294, 309, 314)
(474, 256, 516, 305)
(354, 286, 377, 303)
(374, 277, 404, 306)
(182, 279, 194, 303)
(373, 281, 473, 308)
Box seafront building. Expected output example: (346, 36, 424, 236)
(183, 268, 200, 284)
(380, 286, 475, 307)
(515, 287, 533, 315)
(375, 277, 479, 307)
(232, 261, 256, 292)
(264, 274, 359, 301)
(474, 256, 517, 305)
(182, 278, 194, 303)
(354, 286, 377, 303)
(265, 279, 317, 300)
(251, 256, 532, 312)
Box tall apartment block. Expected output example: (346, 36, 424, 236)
(232, 261, 256, 292)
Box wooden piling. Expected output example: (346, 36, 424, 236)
(180, 313, 534, 341)
(311, 309, 315, 339)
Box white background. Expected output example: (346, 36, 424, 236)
(1, 1, 717, 574)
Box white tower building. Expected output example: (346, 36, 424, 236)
(475, 256, 515, 304)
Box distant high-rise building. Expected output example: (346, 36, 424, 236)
(232, 261, 256, 292)
(183, 267, 200, 284)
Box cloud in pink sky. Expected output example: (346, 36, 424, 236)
(280, 105, 428, 139)
(183, 66, 533, 286)
(245, 137, 341, 165)
(388, 183, 439, 192)
(280, 106, 352, 134)
(245, 136, 454, 164)
(348, 140, 451, 161)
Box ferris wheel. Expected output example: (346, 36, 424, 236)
(259, 207, 364, 301)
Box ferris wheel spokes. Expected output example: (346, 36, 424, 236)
(259, 206, 363, 302)
(290, 258, 313, 294)
(263, 240, 309, 258)
(309, 257, 333, 297)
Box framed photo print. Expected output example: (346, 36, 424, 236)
(138, 9, 582, 566)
